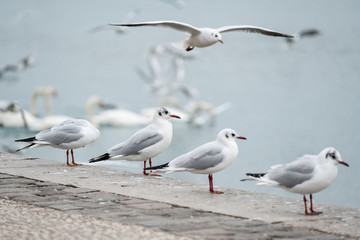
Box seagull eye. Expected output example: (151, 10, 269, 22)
(215, 34, 218, 37)
(164, 110, 169, 115)
(231, 133, 235, 137)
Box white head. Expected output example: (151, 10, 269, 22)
(87, 95, 102, 107)
(319, 147, 349, 167)
(216, 128, 246, 144)
(86, 95, 108, 113)
(200, 28, 223, 46)
(210, 31, 223, 44)
(153, 107, 181, 121)
(44, 86, 58, 97)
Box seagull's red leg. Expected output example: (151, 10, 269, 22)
(66, 150, 72, 166)
(148, 158, 161, 177)
(143, 160, 149, 175)
(70, 149, 82, 166)
(303, 195, 310, 215)
(208, 174, 223, 194)
(309, 194, 322, 215)
(304, 195, 321, 215)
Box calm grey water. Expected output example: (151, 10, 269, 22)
(1, 0, 359, 208)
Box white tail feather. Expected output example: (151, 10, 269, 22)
(170, 40, 187, 50)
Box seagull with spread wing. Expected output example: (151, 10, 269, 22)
(109, 20, 294, 51)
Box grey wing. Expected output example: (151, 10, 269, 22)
(109, 20, 201, 35)
(171, 143, 224, 170)
(266, 156, 315, 188)
(36, 121, 84, 145)
(217, 25, 294, 38)
(109, 129, 163, 157)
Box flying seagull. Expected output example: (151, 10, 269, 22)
(109, 20, 294, 51)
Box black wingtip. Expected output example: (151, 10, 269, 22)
(144, 162, 169, 171)
(15, 137, 36, 143)
(89, 153, 110, 163)
(246, 173, 266, 178)
(15, 143, 36, 152)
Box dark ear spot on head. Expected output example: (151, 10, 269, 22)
(326, 151, 336, 159)
(158, 112, 162, 116)
(225, 134, 229, 138)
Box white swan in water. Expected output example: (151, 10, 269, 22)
(31, 86, 57, 117)
(86, 95, 151, 127)
(0, 101, 30, 128)
(0, 87, 49, 128)
(0, 86, 71, 131)
(32, 86, 70, 129)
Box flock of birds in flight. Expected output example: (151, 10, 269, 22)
(1, 3, 345, 216)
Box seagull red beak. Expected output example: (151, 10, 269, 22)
(338, 161, 349, 167)
(170, 114, 181, 119)
(218, 39, 223, 44)
(237, 136, 247, 140)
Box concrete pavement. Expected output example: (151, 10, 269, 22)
(1, 152, 359, 239)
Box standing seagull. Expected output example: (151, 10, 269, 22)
(242, 147, 349, 215)
(145, 128, 247, 193)
(15, 119, 100, 166)
(89, 107, 181, 175)
(109, 20, 294, 51)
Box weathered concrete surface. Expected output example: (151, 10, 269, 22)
(1, 152, 359, 239)
(0, 198, 188, 240)
(1, 173, 339, 240)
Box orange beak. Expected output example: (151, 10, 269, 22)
(218, 39, 223, 44)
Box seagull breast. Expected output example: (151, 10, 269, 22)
(188, 28, 220, 48)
